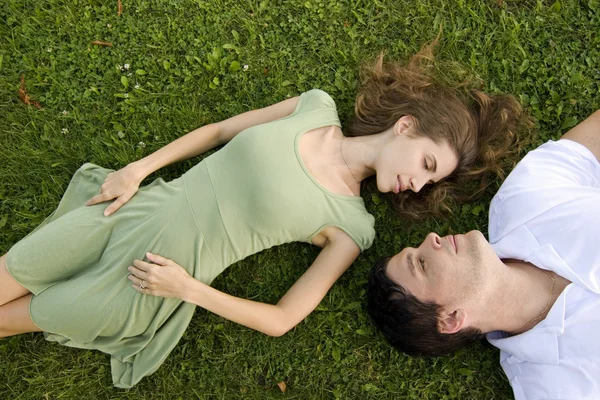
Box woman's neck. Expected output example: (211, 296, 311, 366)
(338, 128, 393, 182)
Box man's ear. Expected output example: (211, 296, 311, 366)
(438, 309, 467, 334)
(394, 115, 414, 136)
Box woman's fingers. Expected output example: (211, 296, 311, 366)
(85, 192, 112, 206)
(85, 167, 142, 215)
(128, 274, 143, 286)
(103, 197, 125, 216)
(128, 273, 151, 294)
(128, 264, 148, 279)
(146, 252, 170, 266)
(129, 254, 182, 298)
(131, 283, 149, 295)
(104, 189, 137, 216)
(132, 259, 153, 272)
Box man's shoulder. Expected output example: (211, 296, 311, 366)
(489, 139, 600, 292)
(494, 139, 599, 201)
(489, 139, 600, 243)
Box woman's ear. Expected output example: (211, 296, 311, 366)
(394, 115, 415, 136)
(438, 309, 467, 334)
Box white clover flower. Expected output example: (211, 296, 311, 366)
(117, 131, 125, 138)
(124, 63, 130, 70)
(47, 48, 52, 52)
(61, 110, 69, 116)
(107, 23, 112, 28)
(134, 84, 140, 89)
(138, 141, 146, 148)
(243, 64, 249, 71)
(61, 128, 69, 134)
(124, 93, 129, 98)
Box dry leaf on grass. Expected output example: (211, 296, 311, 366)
(18, 74, 42, 109)
(91, 40, 113, 46)
(118, 0, 123, 16)
(277, 381, 287, 393)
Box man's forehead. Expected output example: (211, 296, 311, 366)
(386, 251, 425, 299)
(386, 252, 411, 284)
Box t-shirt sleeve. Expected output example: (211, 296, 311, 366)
(280, 89, 340, 129)
(337, 212, 376, 252)
(293, 89, 337, 115)
(307, 211, 375, 252)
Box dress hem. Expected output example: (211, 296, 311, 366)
(4, 251, 44, 331)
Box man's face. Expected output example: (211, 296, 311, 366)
(385, 230, 496, 310)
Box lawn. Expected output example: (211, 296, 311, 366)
(1, 0, 599, 398)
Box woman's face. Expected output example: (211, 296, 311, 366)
(375, 117, 459, 194)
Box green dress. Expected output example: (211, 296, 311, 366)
(6, 89, 375, 388)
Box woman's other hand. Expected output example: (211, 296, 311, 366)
(85, 163, 145, 216)
(128, 252, 192, 299)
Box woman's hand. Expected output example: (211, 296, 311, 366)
(128, 252, 192, 299)
(85, 163, 146, 216)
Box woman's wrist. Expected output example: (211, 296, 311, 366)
(179, 275, 201, 304)
(128, 159, 153, 181)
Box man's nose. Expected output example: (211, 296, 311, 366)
(425, 232, 442, 249)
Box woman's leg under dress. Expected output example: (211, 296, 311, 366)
(0, 294, 42, 337)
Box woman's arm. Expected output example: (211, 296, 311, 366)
(86, 96, 299, 215)
(132, 96, 300, 177)
(128, 227, 360, 336)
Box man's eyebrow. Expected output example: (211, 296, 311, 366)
(408, 253, 416, 277)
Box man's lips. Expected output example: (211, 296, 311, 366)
(448, 235, 457, 254)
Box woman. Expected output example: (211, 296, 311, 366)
(0, 48, 528, 387)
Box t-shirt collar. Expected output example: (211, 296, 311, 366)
(486, 285, 569, 365)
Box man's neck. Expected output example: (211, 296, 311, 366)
(478, 260, 570, 335)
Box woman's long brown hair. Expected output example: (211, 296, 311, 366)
(346, 41, 534, 217)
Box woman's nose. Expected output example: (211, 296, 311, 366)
(410, 177, 426, 193)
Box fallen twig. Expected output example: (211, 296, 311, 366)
(91, 40, 113, 47)
(18, 74, 42, 109)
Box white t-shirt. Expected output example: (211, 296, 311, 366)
(486, 139, 600, 400)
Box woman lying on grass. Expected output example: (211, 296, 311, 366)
(0, 45, 528, 388)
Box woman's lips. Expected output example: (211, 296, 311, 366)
(394, 176, 401, 193)
(396, 175, 405, 193)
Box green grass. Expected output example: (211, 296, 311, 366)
(1, 0, 599, 398)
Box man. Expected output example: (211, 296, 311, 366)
(367, 111, 600, 399)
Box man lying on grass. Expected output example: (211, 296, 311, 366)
(367, 110, 600, 400)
